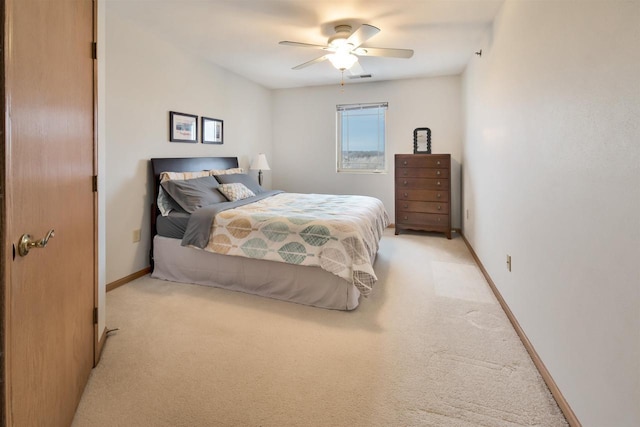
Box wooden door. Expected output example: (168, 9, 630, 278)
(2, 0, 96, 425)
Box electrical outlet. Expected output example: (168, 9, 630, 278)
(132, 229, 141, 243)
(506, 255, 512, 272)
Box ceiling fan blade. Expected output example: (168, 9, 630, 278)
(346, 24, 380, 48)
(348, 61, 366, 76)
(292, 55, 329, 70)
(279, 41, 328, 50)
(354, 47, 414, 58)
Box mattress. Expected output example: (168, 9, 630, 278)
(151, 235, 361, 310)
(156, 212, 190, 239)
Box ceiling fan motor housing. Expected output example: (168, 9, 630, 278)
(328, 25, 353, 48)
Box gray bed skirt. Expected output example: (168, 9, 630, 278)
(151, 235, 361, 310)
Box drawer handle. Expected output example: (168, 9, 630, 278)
(403, 180, 407, 185)
(437, 161, 441, 165)
(403, 204, 408, 209)
(403, 171, 407, 176)
(403, 161, 408, 166)
(437, 193, 441, 198)
(438, 217, 441, 222)
(437, 181, 441, 186)
(437, 205, 442, 210)
(404, 216, 408, 220)
(403, 193, 408, 197)
(436, 171, 441, 176)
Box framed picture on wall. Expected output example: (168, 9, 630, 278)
(202, 117, 223, 144)
(169, 111, 198, 143)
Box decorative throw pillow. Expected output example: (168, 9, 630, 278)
(218, 183, 256, 202)
(157, 171, 210, 216)
(214, 173, 263, 195)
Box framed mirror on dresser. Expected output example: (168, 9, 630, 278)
(413, 128, 431, 154)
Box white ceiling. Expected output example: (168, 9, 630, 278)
(111, 0, 504, 89)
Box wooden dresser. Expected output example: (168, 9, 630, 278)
(395, 154, 451, 239)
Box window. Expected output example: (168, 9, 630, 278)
(336, 102, 387, 173)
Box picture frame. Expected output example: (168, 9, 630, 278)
(169, 111, 198, 143)
(202, 117, 223, 144)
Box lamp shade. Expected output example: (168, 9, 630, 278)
(250, 153, 270, 171)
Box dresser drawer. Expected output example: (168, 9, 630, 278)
(396, 189, 449, 202)
(396, 212, 449, 227)
(396, 167, 449, 179)
(396, 200, 449, 214)
(395, 155, 449, 169)
(396, 177, 449, 190)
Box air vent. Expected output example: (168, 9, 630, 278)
(347, 74, 372, 80)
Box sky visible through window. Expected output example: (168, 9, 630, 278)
(341, 109, 384, 152)
(337, 103, 386, 172)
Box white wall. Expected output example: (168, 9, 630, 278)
(462, 1, 640, 426)
(105, 4, 272, 283)
(272, 77, 463, 226)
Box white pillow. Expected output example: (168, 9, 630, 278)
(218, 183, 256, 201)
(209, 167, 243, 176)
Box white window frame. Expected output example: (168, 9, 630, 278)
(336, 102, 388, 174)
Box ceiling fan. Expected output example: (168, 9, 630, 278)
(279, 24, 414, 76)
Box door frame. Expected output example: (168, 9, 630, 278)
(0, 0, 6, 423)
(92, 0, 104, 367)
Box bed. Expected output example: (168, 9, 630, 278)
(149, 156, 388, 310)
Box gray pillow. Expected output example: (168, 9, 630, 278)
(213, 173, 264, 195)
(161, 176, 227, 213)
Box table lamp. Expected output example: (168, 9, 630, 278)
(250, 153, 270, 186)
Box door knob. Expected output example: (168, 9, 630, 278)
(18, 229, 55, 257)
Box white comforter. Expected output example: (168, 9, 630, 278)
(203, 193, 389, 296)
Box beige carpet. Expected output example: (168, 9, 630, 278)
(72, 230, 567, 427)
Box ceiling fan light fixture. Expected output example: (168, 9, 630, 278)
(328, 52, 358, 70)
(328, 37, 348, 49)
